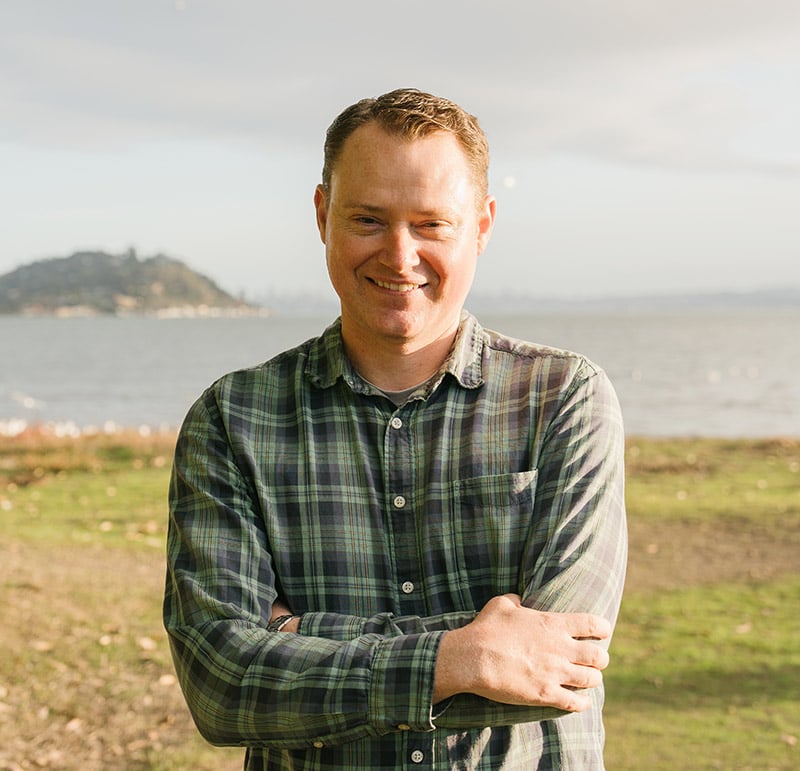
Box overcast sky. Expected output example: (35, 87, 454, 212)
(2, 0, 798, 301)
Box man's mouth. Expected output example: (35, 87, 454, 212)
(371, 278, 422, 293)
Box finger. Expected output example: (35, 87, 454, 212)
(572, 640, 610, 670)
(565, 612, 612, 641)
(563, 663, 604, 691)
(555, 686, 593, 713)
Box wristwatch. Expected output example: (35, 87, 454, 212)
(267, 614, 299, 632)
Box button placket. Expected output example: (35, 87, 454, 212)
(384, 408, 421, 612)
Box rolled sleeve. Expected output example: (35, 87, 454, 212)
(369, 632, 445, 732)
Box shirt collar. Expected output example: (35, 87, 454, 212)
(305, 312, 485, 393)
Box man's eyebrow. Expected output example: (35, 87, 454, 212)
(343, 201, 456, 219)
(343, 202, 384, 213)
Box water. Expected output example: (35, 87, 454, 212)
(1, 309, 798, 437)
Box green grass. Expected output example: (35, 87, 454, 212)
(606, 437, 800, 770)
(3, 464, 168, 546)
(1, 433, 798, 769)
(605, 577, 800, 769)
(625, 437, 800, 523)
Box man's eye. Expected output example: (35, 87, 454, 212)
(419, 221, 452, 237)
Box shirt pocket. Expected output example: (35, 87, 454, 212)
(449, 469, 538, 609)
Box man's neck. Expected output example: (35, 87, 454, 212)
(342, 328, 457, 392)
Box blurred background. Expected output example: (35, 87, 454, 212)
(1, 1, 798, 435)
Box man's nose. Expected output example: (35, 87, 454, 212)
(381, 226, 420, 270)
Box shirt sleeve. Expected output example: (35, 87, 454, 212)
(434, 361, 628, 729)
(521, 362, 628, 623)
(163, 391, 445, 749)
(300, 609, 478, 639)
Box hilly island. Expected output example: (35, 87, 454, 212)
(0, 250, 261, 316)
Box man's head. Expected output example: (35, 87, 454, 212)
(321, 88, 490, 203)
(314, 90, 495, 371)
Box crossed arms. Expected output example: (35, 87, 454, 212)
(163, 364, 626, 748)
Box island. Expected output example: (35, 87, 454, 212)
(0, 250, 266, 317)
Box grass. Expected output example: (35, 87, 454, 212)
(1, 431, 798, 769)
(605, 436, 800, 770)
(625, 437, 800, 523)
(604, 578, 800, 769)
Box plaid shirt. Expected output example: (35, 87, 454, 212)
(164, 312, 627, 770)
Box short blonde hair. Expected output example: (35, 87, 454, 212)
(322, 88, 490, 197)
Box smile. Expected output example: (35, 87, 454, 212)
(371, 278, 422, 293)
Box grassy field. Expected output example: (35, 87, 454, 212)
(0, 431, 798, 770)
(605, 437, 800, 770)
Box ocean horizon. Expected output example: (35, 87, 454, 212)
(1, 307, 797, 438)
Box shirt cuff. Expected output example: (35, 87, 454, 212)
(299, 611, 409, 641)
(298, 611, 366, 641)
(368, 631, 445, 733)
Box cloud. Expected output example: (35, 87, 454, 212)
(1, 0, 798, 177)
(468, 4, 800, 175)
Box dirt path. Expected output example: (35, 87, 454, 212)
(626, 513, 800, 593)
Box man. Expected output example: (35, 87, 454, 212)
(164, 88, 627, 769)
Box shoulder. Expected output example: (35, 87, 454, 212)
(187, 321, 342, 424)
(468, 320, 621, 425)
(215, 337, 314, 393)
(478, 323, 604, 383)
(217, 318, 343, 392)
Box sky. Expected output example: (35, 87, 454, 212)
(1, 0, 798, 302)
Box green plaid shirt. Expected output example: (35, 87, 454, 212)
(164, 312, 627, 770)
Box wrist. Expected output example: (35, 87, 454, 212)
(267, 614, 301, 633)
(433, 627, 479, 702)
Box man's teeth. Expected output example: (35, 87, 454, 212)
(374, 279, 418, 292)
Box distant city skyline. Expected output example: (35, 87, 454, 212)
(2, 1, 798, 301)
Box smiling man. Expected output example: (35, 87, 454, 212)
(314, 120, 493, 389)
(164, 88, 627, 770)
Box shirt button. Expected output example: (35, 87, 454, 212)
(390, 416, 403, 429)
(397, 723, 411, 731)
(312, 740, 324, 749)
(401, 581, 415, 594)
(410, 749, 425, 763)
(393, 495, 406, 509)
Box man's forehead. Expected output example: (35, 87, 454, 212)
(324, 122, 485, 207)
(331, 125, 469, 184)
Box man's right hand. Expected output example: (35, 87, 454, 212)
(432, 594, 611, 712)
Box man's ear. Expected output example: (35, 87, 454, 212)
(476, 194, 496, 256)
(314, 185, 328, 245)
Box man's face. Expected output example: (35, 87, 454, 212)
(314, 122, 495, 355)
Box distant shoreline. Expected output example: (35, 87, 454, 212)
(3, 419, 798, 442)
(0, 304, 273, 319)
(2, 294, 799, 319)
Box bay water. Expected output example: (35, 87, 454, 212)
(1, 308, 797, 437)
